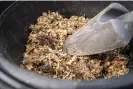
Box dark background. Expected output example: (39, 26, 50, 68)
(0, 2, 14, 15)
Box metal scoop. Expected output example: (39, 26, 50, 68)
(64, 3, 133, 56)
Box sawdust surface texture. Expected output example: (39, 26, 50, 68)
(21, 11, 129, 80)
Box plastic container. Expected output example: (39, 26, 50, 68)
(0, 1, 133, 89)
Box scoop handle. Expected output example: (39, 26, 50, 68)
(94, 3, 129, 23)
(117, 11, 133, 24)
(112, 11, 133, 44)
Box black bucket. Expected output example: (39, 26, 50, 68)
(0, 1, 133, 89)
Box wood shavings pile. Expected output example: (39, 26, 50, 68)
(21, 11, 129, 80)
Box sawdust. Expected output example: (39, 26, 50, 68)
(21, 11, 129, 80)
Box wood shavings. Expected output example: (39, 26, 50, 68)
(21, 11, 129, 80)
